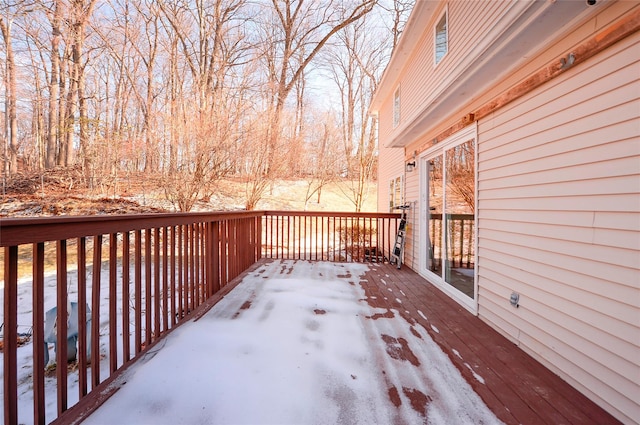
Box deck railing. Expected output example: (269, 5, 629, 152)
(0, 210, 400, 424)
(262, 211, 400, 263)
(1, 211, 262, 424)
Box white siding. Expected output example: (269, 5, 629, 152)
(403, 165, 420, 269)
(477, 31, 640, 424)
(399, 1, 513, 132)
(377, 143, 406, 263)
(377, 144, 405, 213)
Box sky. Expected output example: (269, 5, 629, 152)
(79, 260, 503, 425)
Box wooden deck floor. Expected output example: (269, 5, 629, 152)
(79, 259, 621, 424)
(359, 261, 621, 425)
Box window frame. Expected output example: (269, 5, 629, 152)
(434, 7, 448, 65)
(393, 86, 401, 128)
(389, 175, 404, 211)
(419, 123, 478, 314)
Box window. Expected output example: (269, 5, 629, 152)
(389, 175, 404, 211)
(393, 86, 401, 128)
(434, 9, 448, 64)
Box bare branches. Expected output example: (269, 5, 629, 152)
(3, 0, 407, 211)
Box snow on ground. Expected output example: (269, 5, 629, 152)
(1, 258, 148, 424)
(84, 260, 503, 425)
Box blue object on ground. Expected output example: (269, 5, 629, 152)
(44, 302, 91, 366)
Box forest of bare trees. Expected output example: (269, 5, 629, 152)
(0, 0, 414, 211)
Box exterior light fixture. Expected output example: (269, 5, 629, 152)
(406, 161, 416, 172)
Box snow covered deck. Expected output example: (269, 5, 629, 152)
(79, 259, 618, 425)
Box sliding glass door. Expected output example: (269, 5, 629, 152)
(422, 126, 476, 308)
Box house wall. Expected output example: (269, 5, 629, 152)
(398, 1, 517, 140)
(376, 142, 404, 213)
(402, 166, 419, 269)
(373, 1, 639, 423)
(400, 0, 640, 156)
(476, 30, 640, 424)
(376, 141, 410, 264)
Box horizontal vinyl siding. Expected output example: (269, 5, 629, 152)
(377, 145, 405, 213)
(476, 29, 640, 424)
(377, 89, 396, 146)
(399, 1, 512, 130)
(481, 282, 638, 422)
(403, 167, 420, 269)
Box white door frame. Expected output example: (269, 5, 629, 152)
(418, 123, 478, 314)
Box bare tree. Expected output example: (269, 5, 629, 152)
(130, 0, 161, 172)
(0, 2, 31, 175)
(239, 106, 271, 210)
(243, 0, 376, 209)
(23, 18, 49, 171)
(31, 0, 97, 174)
(70, 0, 99, 184)
(44, 0, 62, 169)
(379, 0, 415, 52)
(327, 15, 386, 211)
(158, 0, 250, 211)
(2, 0, 412, 214)
(0, 15, 16, 175)
(302, 110, 342, 209)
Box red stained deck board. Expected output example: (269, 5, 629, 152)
(363, 263, 621, 425)
(362, 266, 542, 424)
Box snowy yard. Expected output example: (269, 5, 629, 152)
(1, 257, 135, 424)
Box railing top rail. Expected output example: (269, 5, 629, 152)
(0, 210, 263, 247)
(0, 210, 402, 247)
(262, 211, 401, 219)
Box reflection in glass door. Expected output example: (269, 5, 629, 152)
(425, 135, 475, 300)
(427, 156, 443, 276)
(444, 139, 475, 298)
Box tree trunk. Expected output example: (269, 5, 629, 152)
(77, 47, 91, 185)
(0, 17, 17, 174)
(63, 51, 77, 167)
(71, 0, 98, 183)
(57, 46, 69, 167)
(46, 1, 62, 168)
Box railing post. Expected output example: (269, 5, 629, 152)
(220, 220, 228, 288)
(33, 242, 46, 424)
(56, 239, 69, 414)
(177, 225, 183, 321)
(134, 230, 143, 354)
(91, 235, 102, 389)
(192, 224, 200, 307)
(204, 222, 211, 298)
(256, 215, 262, 261)
(154, 228, 161, 338)
(109, 234, 118, 374)
(4, 246, 18, 425)
(189, 223, 196, 311)
(145, 229, 152, 344)
(212, 221, 220, 293)
(77, 237, 89, 398)
(121, 233, 131, 363)
(162, 227, 169, 332)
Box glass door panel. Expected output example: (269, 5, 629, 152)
(427, 155, 443, 275)
(444, 139, 475, 298)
